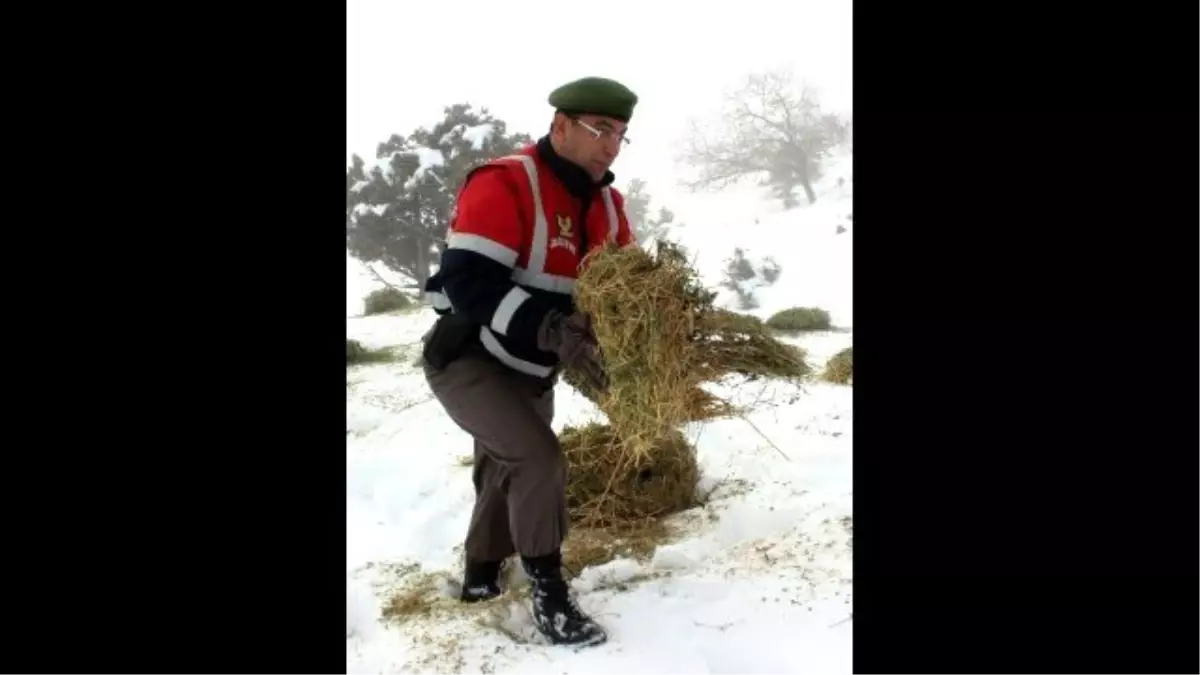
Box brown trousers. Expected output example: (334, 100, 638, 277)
(424, 344, 568, 562)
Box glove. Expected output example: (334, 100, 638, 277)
(537, 310, 608, 392)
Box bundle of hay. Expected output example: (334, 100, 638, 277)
(561, 422, 699, 529)
(697, 308, 810, 379)
(553, 242, 812, 551)
(568, 241, 808, 456)
(561, 369, 733, 423)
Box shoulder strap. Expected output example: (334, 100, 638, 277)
(484, 154, 550, 276)
(600, 187, 619, 243)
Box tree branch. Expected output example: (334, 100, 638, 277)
(364, 262, 414, 292)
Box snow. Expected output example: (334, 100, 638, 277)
(398, 147, 447, 190)
(373, 156, 397, 185)
(462, 122, 496, 150)
(351, 203, 389, 218)
(661, 148, 854, 327)
(412, 146, 445, 171)
(440, 122, 497, 151)
(346, 149, 853, 673)
(369, 146, 447, 188)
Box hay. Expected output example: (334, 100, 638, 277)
(561, 518, 671, 576)
(563, 367, 735, 423)
(347, 339, 397, 365)
(381, 572, 444, 622)
(682, 385, 737, 421)
(570, 241, 808, 455)
(821, 347, 853, 384)
(562, 422, 700, 529)
(551, 241, 810, 550)
(704, 307, 767, 333)
(376, 563, 459, 624)
(697, 309, 810, 380)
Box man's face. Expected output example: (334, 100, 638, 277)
(553, 113, 629, 181)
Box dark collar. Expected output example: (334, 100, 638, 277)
(535, 136, 615, 200)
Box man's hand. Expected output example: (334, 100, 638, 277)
(538, 310, 608, 392)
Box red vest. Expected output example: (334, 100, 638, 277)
(450, 145, 635, 296)
(428, 146, 637, 378)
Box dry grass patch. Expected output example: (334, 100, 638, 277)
(821, 347, 853, 384)
(363, 288, 414, 315)
(764, 306, 832, 332)
(347, 339, 398, 365)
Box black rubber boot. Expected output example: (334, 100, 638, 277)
(521, 551, 607, 647)
(460, 558, 505, 603)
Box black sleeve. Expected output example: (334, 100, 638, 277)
(439, 246, 553, 348)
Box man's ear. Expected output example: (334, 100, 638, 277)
(550, 112, 570, 138)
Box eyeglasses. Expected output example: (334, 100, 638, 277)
(571, 117, 631, 147)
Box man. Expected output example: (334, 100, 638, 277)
(419, 76, 638, 647)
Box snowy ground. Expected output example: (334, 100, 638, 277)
(346, 311, 852, 674)
(347, 148, 853, 673)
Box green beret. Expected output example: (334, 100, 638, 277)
(548, 77, 638, 123)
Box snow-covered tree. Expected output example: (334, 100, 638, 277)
(346, 104, 534, 290)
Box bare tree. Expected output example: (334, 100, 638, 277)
(678, 69, 850, 208)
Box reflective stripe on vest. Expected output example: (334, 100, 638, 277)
(495, 153, 621, 290)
